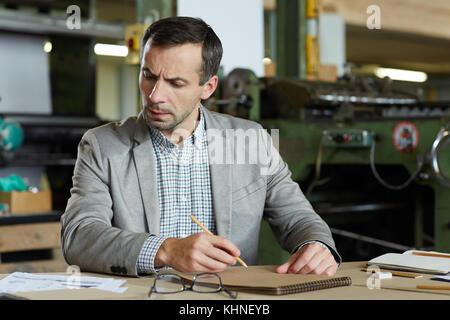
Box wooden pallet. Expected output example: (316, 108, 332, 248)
(0, 222, 68, 273)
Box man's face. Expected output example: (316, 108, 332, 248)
(139, 41, 216, 134)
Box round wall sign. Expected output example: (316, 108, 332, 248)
(392, 121, 419, 153)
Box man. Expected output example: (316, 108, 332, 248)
(61, 16, 340, 277)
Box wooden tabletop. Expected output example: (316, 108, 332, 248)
(1, 261, 449, 300)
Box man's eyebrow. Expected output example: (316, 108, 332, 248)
(141, 66, 154, 74)
(141, 67, 189, 83)
(168, 76, 189, 84)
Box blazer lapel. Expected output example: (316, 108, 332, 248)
(132, 112, 161, 235)
(202, 106, 232, 239)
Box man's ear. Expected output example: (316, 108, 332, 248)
(200, 75, 218, 100)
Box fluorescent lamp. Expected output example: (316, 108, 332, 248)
(375, 67, 428, 83)
(94, 43, 128, 57)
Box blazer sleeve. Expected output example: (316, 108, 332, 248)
(60, 130, 149, 276)
(260, 128, 342, 264)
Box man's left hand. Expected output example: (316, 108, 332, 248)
(275, 242, 338, 276)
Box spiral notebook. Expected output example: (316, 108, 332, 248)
(175, 265, 352, 295)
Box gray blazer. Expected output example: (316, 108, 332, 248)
(61, 106, 340, 276)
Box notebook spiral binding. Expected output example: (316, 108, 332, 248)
(279, 276, 352, 294)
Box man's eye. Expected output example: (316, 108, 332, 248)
(171, 82, 183, 88)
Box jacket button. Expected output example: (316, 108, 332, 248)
(110, 266, 127, 274)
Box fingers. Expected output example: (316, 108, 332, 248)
(275, 252, 297, 274)
(275, 263, 290, 274)
(190, 251, 231, 273)
(203, 244, 237, 267)
(311, 255, 338, 276)
(208, 234, 241, 258)
(198, 235, 242, 271)
(289, 243, 331, 275)
(323, 263, 338, 276)
(167, 233, 242, 273)
(277, 242, 338, 276)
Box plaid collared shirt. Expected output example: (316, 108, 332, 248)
(136, 108, 215, 274)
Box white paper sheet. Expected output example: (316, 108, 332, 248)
(369, 252, 450, 275)
(0, 272, 127, 294)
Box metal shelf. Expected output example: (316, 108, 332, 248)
(0, 211, 62, 226)
(0, 8, 124, 39)
(0, 157, 77, 167)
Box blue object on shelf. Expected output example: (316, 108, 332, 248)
(0, 174, 28, 192)
(0, 118, 24, 151)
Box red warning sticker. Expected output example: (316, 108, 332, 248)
(392, 121, 419, 153)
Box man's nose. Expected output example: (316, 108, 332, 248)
(149, 80, 166, 104)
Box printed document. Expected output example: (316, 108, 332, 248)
(0, 272, 127, 294)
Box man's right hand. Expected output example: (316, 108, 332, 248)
(154, 233, 241, 273)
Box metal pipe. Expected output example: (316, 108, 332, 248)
(330, 227, 413, 252)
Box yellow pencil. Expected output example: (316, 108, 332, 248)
(361, 268, 422, 279)
(412, 251, 450, 259)
(190, 215, 248, 268)
(417, 285, 450, 290)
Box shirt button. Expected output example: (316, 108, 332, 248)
(181, 196, 188, 202)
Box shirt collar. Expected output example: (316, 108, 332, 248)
(148, 106, 206, 150)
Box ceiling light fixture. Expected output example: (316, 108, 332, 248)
(43, 41, 52, 53)
(375, 67, 428, 83)
(94, 43, 128, 57)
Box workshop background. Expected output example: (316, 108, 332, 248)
(0, 0, 449, 273)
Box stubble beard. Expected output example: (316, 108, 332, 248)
(143, 101, 197, 132)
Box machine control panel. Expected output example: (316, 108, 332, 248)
(322, 129, 373, 148)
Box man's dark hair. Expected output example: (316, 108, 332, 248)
(141, 16, 223, 85)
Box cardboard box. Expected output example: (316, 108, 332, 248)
(306, 64, 338, 82)
(0, 190, 52, 214)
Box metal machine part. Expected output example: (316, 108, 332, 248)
(430, 123, 450, 188)
(216, 68, 450, 263)
(259, 75, 450, 122)
(322, 129, 373, 148)
(219, 68, 259, 120)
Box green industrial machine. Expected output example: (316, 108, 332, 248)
(211, 69, 450, 264)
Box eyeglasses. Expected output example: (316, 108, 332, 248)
(148, 272, 237, 299)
